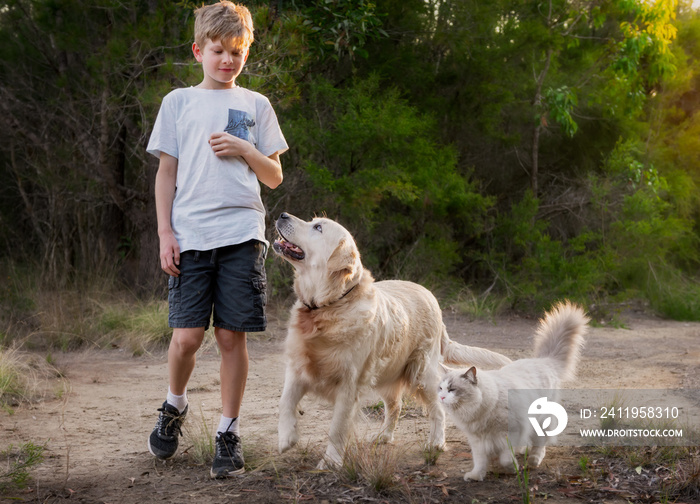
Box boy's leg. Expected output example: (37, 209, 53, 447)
(149, 249, 215, 460)
(210, 328, 248, 478)
(215, 328, 248, 419)
(169, 327, 207, 397)
(209, 240, 267, 478)
(148, 327, 206, 460)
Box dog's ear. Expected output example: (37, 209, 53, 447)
(327, 239, 358, 276)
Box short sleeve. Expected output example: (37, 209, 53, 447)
(146, 92, 179, 159)
(254, 95, 289, 157)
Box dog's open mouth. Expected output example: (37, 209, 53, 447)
(273, 237, 305, 261)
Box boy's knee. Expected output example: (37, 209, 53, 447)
(171, 328, 205, 355)
(215, 329, 246, 353)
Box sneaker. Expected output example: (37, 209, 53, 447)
(148, 401, 187, 459)
(210, 431, 245, 478)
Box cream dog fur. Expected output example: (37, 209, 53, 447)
(273, 213, 511, 468)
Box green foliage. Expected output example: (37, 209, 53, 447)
(285, 74, 493, 281)
(301, 0, 387, 60)
(486, 193, 609, 310)
(1, 0, 700, 321)
(543, 86, 579, 138)
(0, 442, 45, 491)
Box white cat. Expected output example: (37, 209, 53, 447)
(438, 301, 588, 481)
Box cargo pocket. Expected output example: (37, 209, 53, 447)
(168, 275, 181, 311)
(251, 277, 267, 313)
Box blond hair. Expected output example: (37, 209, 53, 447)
(194, 1, 254, 51)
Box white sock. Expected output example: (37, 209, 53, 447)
(166, 388, 188, 414)
(217, 416, 239, 436)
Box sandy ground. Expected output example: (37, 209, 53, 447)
(1, 306, 699, 503)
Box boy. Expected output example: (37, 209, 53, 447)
(146, 1, 287, 479)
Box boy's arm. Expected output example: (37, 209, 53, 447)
(209, 132, 283, 189)
(154, 152, 181, 277)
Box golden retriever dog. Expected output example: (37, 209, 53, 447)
(272, 213, 511, 468)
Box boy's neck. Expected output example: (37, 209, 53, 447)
(195, 79, 238, 90)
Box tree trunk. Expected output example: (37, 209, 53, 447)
(135, 157, 165, 297)
(531, 48, 553, 198)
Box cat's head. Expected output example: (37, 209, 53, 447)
(438, 366, 479, 408)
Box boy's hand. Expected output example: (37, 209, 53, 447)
(159, 231, 181, 277)
(209, 132, 250, 158)
(208, 131, 283, 189)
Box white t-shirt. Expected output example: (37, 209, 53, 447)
(147, 86, 288, 252)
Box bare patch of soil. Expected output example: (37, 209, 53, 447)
(2, 307, 699, 503)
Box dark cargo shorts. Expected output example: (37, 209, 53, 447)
(168, 240, 267, 332)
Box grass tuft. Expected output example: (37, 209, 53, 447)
(182, 406, 215, 466)
(341, 439, 403, 494)
(448, 288, 506, 322)
(0, 346, 64, 407)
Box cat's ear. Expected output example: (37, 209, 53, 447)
(462, 366, 477, 385)
(438, 362, 449, 375)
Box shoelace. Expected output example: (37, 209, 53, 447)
(216, 432, 239, 458)
(156, 407, 184, 437)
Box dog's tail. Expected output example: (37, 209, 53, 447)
(440, 328, 512, 369)
(533, 300, 589, 382)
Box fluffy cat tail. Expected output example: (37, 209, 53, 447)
(440, 327, 512, 369)
(533, 300, 589, 382)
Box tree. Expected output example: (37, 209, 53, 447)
(0, 0, 197, 291)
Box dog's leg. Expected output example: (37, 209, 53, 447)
(278, 366, 308, 454)
(416, 376, 446, 451)
(374, 383, 403, 444)
(318, 386, 359, 469)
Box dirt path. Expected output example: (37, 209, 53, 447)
(2, 308, 699, 503)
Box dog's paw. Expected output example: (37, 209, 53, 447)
(463, 470, 485, 482)
(316, 454, 342, 471)
(373, 431, 394, 445)
(278, 429, 299, 454)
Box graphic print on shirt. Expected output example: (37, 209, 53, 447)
(225, 109, 256, 142)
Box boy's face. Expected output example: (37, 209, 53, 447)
(193, 38, 249, 89)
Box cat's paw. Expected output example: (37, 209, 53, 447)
(527, 453, 544, 467)
(463, 470, 485, 482)
(526, 445, 546, 467)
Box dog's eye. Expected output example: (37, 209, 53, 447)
(313, 224, 322, 233)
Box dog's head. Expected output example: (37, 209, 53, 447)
(273, 213, 363, 307)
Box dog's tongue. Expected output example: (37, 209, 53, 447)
(275, 239, 305, 257)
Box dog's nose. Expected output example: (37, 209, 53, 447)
(279, 212, 290, 220)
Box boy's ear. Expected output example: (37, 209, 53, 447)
(192, 42, 203, 62)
